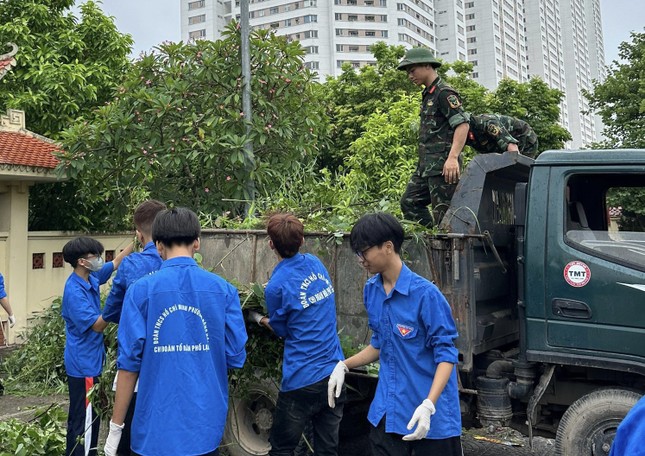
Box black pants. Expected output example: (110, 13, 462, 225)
(133, 451, 218, 456)
(117, 392, 137, 455)
(369, 418, 463, 456)
(269, 377, 346, 456)
(66, 376, 100, 456)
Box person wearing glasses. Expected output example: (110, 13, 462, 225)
(248, 212, 346, 456)
(61, 237, 132, 456)
(328, 213, 462, 456)
(397, 47, 470, 228)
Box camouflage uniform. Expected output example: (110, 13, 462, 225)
(400, 77, 470, 227)
(467, 114, 539, 157)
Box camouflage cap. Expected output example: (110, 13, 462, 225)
(397, 47, 442, 71)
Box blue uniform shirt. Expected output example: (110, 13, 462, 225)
(0, 273, 7, 299)
(103, 241, 162, 323)
(365, 263, 461, 439)
(265, 253, 344, 392)
(117, 256, 248, 456)
(610, 395, 645, 456)
(61, 262, 115, 378)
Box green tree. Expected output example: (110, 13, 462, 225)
(0, 0, 133, 230)
(489, 77, 571, 153)
(587, 31, 645, 227)
(587, 31, 645, 149)
(58, 24, 329, 230)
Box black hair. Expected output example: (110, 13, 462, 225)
(152, 207, 201, 247)
(349, 212, 404, 254)
(62, 236, 105, 268)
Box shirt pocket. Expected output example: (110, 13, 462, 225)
(392, 323, 419, 340)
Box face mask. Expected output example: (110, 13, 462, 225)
(84, 256, 104, 272)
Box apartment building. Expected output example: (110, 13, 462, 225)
(181, 0, 444, 77)
(181, 0, 605, 148)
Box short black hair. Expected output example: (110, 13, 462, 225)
(63, 237, 104, 268)
(350, 212, 404, 254)
(152, 207, 201, 247)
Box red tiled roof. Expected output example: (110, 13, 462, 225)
(0, 131, 60, 169)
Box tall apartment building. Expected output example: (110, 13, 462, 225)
(182, 0, 443, 77)
(181, 0, 605, 148)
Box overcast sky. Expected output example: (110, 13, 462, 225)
(86, 0, 643, 65)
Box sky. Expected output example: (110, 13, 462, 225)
(81, 0, 643, 65)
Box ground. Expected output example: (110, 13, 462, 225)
(0, 393, 555, 455)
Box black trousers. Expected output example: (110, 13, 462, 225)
(369, 418, 463, 456)
(66, 375, 100, 456)
(269, 377, 346, 456)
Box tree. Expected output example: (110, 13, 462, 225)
(587, 31, 645, 227)
(586, 31, 645, 149)
(0, 0, 133, 230)
(490, 77, 571, 152)
(58, 24, 330, 230)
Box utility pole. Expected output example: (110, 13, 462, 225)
(240, 0, 255, 215)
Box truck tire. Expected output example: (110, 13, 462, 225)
(220, 380, 312, 456)
(554, 388, 641, 456)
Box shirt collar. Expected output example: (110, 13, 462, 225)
(160, 256, 198, 269)
(71, 271, 92, 290)
(143, 241, 157, 252)
(273, 253, 303, 273)
(422, 76, 441, 97)
(391, 263, 412, 296)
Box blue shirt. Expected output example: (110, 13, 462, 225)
(61, 262, 115, 378)
(0, 273, 7, 299)
(117, 256, 248, 456)
(265, 253, 344, 392)
(365, 263, 461, 439)
(610, 395, 645, 456)
(103, 242, 162, 323)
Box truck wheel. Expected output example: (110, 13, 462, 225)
(554, 388, 641, 456)
(221, 380, 312, 456)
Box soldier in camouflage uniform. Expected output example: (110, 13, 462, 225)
(397, 48, 470, 228)
(467, 114, 539, 157)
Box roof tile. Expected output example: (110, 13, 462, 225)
(0, 131, 60, 169)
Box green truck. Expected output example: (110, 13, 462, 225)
(218, 150, 645, 456)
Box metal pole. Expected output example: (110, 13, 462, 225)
(240, 0, 255, 215)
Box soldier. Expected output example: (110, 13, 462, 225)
(467, 113, 539, 157)
(397, 48, 470, 228)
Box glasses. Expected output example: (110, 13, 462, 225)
(355, 246, 375, 261)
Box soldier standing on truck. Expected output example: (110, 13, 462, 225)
(328, 212, 462, 456)
(466, 113, 539, 157)
(248, 212, 346, 456)
(397, 47, 470, 228)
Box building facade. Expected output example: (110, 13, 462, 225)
(180, 0, 606, 148)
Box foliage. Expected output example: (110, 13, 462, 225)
(586, 31, 645, 227)
(0, 0, 134, 231)
(586, 31, 645, 149)
(0, 405, 67, 455)
(57, 23, 329, 231)
(490, 77, 572, 153)
(2, 299, 66, 394)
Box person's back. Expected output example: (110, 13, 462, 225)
(467, 114, 538, 156)
(106, 208, 247, 456)
(122, 260, 244, 454)
(265, 252, 343, 392)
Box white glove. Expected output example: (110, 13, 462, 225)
(8, 314, 15, 328)
(327, 361, 348, 408)
(247, 310, 265, 326)
(402, 399, 436, 441)
(104, 420, 124, 456)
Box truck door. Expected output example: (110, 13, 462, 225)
(545, 171, 645, 367)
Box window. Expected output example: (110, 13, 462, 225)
(270, 22, 279, 28)
(366, 30, 376, 37)
(188, 14, 206, 25)
(285, 19, 291, 26)
(336, 28, 343, 35)
(468, 49, 477, 55)
(305, 61, 319, 70)
(467, 25, 476, 31)
(466, 13, 475, 19)
(467, 37, 476, 43)
(349, 30, 359, 36)
(32, 253, 44, 269)
(188, 0, 205, 10)
(304, 30, 318, 38)
(189, 29, 207, 39)
(380, 0, 387, 5)
(565, 173, 645, 272)
(365, 15, 375, 21)
(304, 15, 317, 23)
(348, 15, 358, 21)
(336, 44, 344, 51)
(465, 1, 474, 7)
(349, 45, 359, 52)
(381, 30, 388, 37)
(270, 6, 279, 14)
(348, 0, 357, 4)
(306, 46, 319, 54)
(52, 252, 64, 268)
(335, 13, 343, 20)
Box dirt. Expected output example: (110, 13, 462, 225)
(0, 392, 68, 422)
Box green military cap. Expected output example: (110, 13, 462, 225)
(397, 47, 442, 71)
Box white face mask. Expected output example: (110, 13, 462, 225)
(83, 256, 104, 272)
